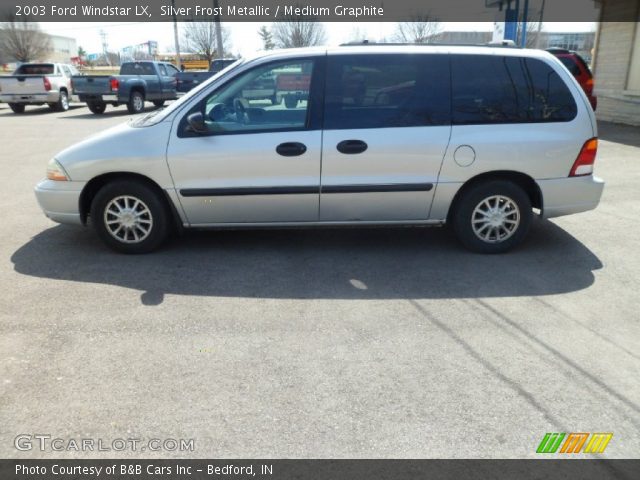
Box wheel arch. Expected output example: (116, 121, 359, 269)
(446, 171, 543, 223)
(129, 85, 146, 99)
(79, 172, 181, 230)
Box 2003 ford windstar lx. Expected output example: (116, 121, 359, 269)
(35, 45, 604, 254)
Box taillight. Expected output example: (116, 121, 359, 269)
(110, 78, 119, 91)
(43, 77, 51, 91)
(570, 138, 598, 177)
(584, 77, 594, 94)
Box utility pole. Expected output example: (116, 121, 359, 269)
(171, 0, 182, 69)
(213, 0, 224, 58)
(521, 0, 529, 48)
(535, 0, 546, 49)
(99, 30, 111, 66)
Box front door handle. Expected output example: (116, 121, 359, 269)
(337, 140, 368, 154)
(276, 142, 307, 157)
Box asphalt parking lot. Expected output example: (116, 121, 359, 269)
(0, 102, 638, 458)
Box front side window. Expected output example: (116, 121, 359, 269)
(166, 64, 180, 76)
(451, 55, 578, 125)
(184, 59, 315, 135)
(324, 54, 451, 130)
(159, 64, 168, 76)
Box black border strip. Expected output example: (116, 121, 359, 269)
(180, 186, 318, 197)
(180, 183, 433, 197)
(322, 183, 433, 193)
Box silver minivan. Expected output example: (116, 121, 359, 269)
(35, 45, 604, 254)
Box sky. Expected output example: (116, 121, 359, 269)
(40, 22, 597, 58)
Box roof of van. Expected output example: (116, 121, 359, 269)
(245, 44, 556, 62)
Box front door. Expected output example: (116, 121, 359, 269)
(160, 63, 179, 98)
(166, 57, 323, 225)
(319, 53, 452, 221)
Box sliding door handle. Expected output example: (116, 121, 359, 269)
(337, 140, 368, 154)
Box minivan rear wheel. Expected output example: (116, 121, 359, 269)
(452, 180, 532, 254)
(91, 180, 170, 254)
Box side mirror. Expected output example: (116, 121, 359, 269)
(186, 112, 207, 134)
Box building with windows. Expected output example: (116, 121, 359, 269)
(46, 34, 77, 63)
(592, 1, 640, 125)
(426, 30, 595, 63)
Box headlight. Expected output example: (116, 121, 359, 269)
(46, 158, 70, 181)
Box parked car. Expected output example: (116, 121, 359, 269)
(35, 45, 604, 254)
(176, 58, 237, 93)
(72, 61, 179, 114)
(0, 63, 78, 113)
(547, 48, 597, 110)
(276, 69, 312, 108)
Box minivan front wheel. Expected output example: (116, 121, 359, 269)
(91, 181, 170, 254)
(452, 180, 532, 254)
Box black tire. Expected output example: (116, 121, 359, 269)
(284, 95, 297, 109)
(90, 180, 170, 254)
(127, 90, 145, 114)
(9, 103, 25, 114)
(451, 180, 532, 254)
(87, 101, 107, 114)
(152, 100, 165, 108)
(53, 90, 69, 112)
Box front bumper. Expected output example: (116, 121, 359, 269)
(538, 175, 605, 219)
(34, 179, 86, 225)
(0, 92, 59, 104)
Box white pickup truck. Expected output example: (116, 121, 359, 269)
(0, 63, 79, 113)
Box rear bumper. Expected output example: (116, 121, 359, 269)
(34, 179, 85, 226)
(0, 92, 59, 104)
(539, 175, 604, 219)
(78, 93, 119, 103)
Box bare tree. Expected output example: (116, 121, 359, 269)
(271, 19, 326, 48)
(258, 25, 275, 50)
(0, 11, 51, 62)
(393, 13, 441, 44)
(182, 22, 231, 63)
(344, 26, 369, 44)
(518, 21, 542, 48)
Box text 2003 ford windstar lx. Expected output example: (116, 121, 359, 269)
(35, 45, 604, 254)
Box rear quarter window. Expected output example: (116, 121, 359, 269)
(451, 55, 577, 125)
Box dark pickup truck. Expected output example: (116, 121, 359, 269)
(176, 58, 236, 93)
(72, 61, 180, 114)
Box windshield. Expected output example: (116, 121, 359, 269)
(130, 58, 245, 128)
